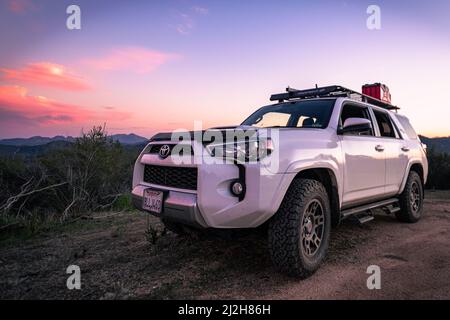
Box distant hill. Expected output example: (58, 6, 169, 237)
(109, 134, 148, 145)
(0, 135, 75, 146)
(0, 133, 148, 146)
(0, 140, 147, 159)
(420, 136, 450, 154)
(0, 140, 73, 157)
(0, 133, 149, 158)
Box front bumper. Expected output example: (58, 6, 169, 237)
(132, 168, 294, 229)
(132, 141, 296, 229)
(132, 185, 208, 228)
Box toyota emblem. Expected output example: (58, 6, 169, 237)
(159, 145, 171, 159)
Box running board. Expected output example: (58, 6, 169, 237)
(387, 205, 401, 214)
(357, 214, 374, 224)
(342, 198, 399, 219)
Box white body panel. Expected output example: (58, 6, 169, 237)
(339, 135, 386, 207)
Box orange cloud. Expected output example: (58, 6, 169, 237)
(7, 0, 35, 13)
(0, 86, 130, 127)
(0, 62, 91, 91)
(83, 47, 180, 73)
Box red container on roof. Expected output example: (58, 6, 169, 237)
(362, 83, 392, 104)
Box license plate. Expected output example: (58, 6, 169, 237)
(143, 189, 164, 214)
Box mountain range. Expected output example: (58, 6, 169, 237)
(0, 133, 148, 146)
(0, 134, 148, 157)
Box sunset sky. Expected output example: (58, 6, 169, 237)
(0, 0, 450, 138)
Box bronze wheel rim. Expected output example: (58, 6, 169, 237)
(301, 199, 325, 257)
(410, 181, 421, 213)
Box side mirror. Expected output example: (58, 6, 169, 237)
(338, 118, 372, 135)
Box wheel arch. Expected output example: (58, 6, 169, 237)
(400, 162, 426, 196)
(292, 168, 341, 227)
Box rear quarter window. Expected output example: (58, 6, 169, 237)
(373, 110, 397, 138)
(396, 115, 418, 140)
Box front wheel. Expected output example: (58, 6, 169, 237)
(396, 171, 424, 223)
(268, 178, 331, 278)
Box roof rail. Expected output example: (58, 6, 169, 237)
(270, 85, 399, 110)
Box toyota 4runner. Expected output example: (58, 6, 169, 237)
(132, 84, 428, 278)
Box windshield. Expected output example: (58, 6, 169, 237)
(241, 99, 336, 129)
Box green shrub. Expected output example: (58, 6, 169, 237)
(0, 126, 141, 225)
(426, 147, 450, 190)
(112, 194, 134, 212)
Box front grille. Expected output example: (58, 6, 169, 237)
(143, 165, 198, 190)
(148, 144, 194, 156)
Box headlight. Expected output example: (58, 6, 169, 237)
(205, 138, 273, 163)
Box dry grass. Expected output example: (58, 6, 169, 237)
(1, 191, 449, 300)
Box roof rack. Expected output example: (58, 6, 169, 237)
(270, 85, 399, 110)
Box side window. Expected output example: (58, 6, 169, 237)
(373, 110, 397, 138)
(339, 104, 374, 136)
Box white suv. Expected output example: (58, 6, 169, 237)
(132, 85, 428, 277)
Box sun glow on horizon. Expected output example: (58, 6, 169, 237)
(50, 66, 63, 75)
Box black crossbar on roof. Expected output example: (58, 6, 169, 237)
(270, 85, 399, 110)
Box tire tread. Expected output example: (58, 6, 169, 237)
(268, 178, 330, 278)
(396, 171, 423, 223)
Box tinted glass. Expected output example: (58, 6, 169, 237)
(241, 99, 335, 129)
(339, 104, 374, 136)
(374, 110, 397, 138)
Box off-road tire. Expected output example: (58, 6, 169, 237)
(268, 178, 331, 278)
(396, 171, 423, 223)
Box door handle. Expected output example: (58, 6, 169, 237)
(375, 145, 385, 152)
(401, 146, 410, 152)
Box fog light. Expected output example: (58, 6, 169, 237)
(231, 181, 244, 196)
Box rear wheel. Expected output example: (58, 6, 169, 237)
(396, 171, 423, 223)
(268, 178, 331, 278)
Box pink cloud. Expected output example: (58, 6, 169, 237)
(83, 47, 180, 73)
(0, 86, 130, 127)
(7, 0, 35, 13)
(1, 62, 91, 91)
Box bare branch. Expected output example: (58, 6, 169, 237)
(0, 181, 68, 214)
(61, 185, 77, 221)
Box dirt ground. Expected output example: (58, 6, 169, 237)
(1, 191, 449, 300)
